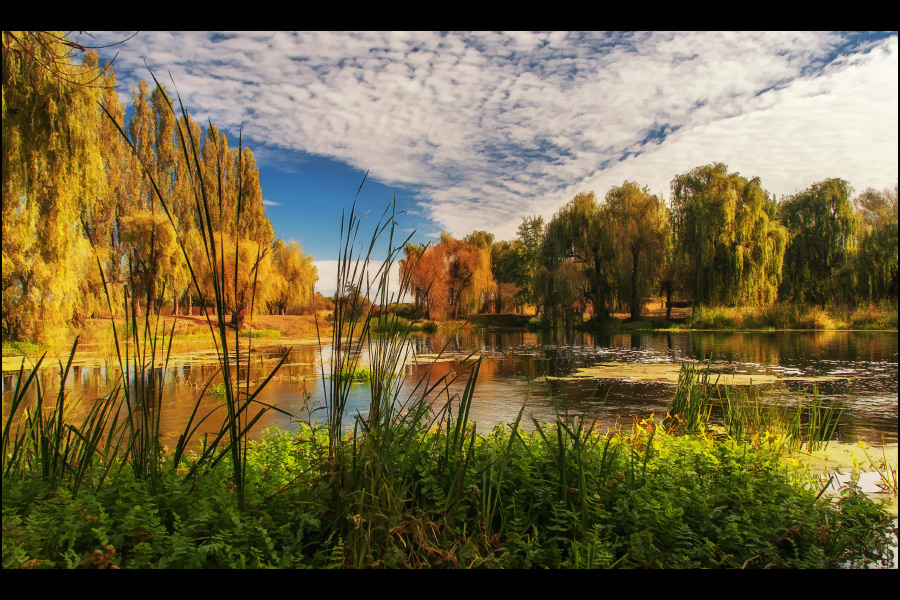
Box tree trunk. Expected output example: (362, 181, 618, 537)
(630, 248, 641, 321)
(665, 281, 672, 320)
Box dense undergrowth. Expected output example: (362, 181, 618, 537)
(3, 352, 896, 569)
(3, 418, 895, 569)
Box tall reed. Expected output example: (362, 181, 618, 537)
(99, 70, 292, 508)
(1, 340, 128, 496)
(663, 360, 715, 433)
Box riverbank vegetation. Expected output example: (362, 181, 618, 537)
(3, 343, 896, 568)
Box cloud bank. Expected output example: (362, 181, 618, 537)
(91, 31, 898, 242)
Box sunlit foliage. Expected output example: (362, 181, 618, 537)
(2, 32, 107, 342)
(401, 242, 450, 320)
(603, 182, 668, 320)
(671, 163, 787, 307)
(269, 239, 317, 315)
(1, 32, 314, 341)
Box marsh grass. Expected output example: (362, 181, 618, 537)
(663, 361, 843, 453)
(684, 301, 898, 331)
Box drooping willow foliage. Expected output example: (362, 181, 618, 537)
(778, 178, 860, 304)
(2, 32, 108, 342)
(537, 192, 615, 324)
(1, 31, 317, 342)
(603, 182, 668, 320)
(671, 163, 787, 307)
(854, 185, 899, 301)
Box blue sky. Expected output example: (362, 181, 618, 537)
(83, 31, 899, 295)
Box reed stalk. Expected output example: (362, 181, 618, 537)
(99, 70, 293, 508)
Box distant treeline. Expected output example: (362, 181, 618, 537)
(2, 32, 322, 343)
(401, 170, 897, 327)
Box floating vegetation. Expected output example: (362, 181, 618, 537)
(545, 361, 851, 385)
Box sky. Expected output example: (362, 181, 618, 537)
(82, 31, 899, 295)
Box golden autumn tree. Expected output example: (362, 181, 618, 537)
(401, 242, 451, 320)
(269, 239, 317, 315)
(189, 234, 274, 327)
(2, 31, 107, 342)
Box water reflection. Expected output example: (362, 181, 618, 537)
(2, 329, 897, 446)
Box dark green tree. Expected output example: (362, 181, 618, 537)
(853, 184, 898, 301)
(779, 178, 859, 304)
(537, 192, 615, 324)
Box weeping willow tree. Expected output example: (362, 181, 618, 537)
(853, 185, 898, 301)
(671, 163, 787, 307)
(269, 238, 317, 314)
(2, 32, 108, 342)
(778, 178, 859, 305)
(602, 182, 668, 321)
(189, 233, 274, 327)
(460, 231, 496, 314)
(537, 191, 615, 324)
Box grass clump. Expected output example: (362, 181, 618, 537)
(368, 316, 420, 334)
(240, 328, 281, 339)
(1, 340, 45, 355)
(682, 301, 898, 331)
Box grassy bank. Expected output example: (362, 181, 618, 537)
(3, 417, 895, 569)
(679, 301, 898, 331)
(514, 301, 897, 332)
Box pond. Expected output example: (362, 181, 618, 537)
(2, 328, 897, 449)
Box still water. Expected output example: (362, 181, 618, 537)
(2, 329, 897, 447)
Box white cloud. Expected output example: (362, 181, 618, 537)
(314, 259, 405, 299)
(91, 31, 898, 243)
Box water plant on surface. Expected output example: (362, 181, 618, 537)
(663, 361, 843, 454)
(663, 360, 715, 433)
(857, 438, 899, 495)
